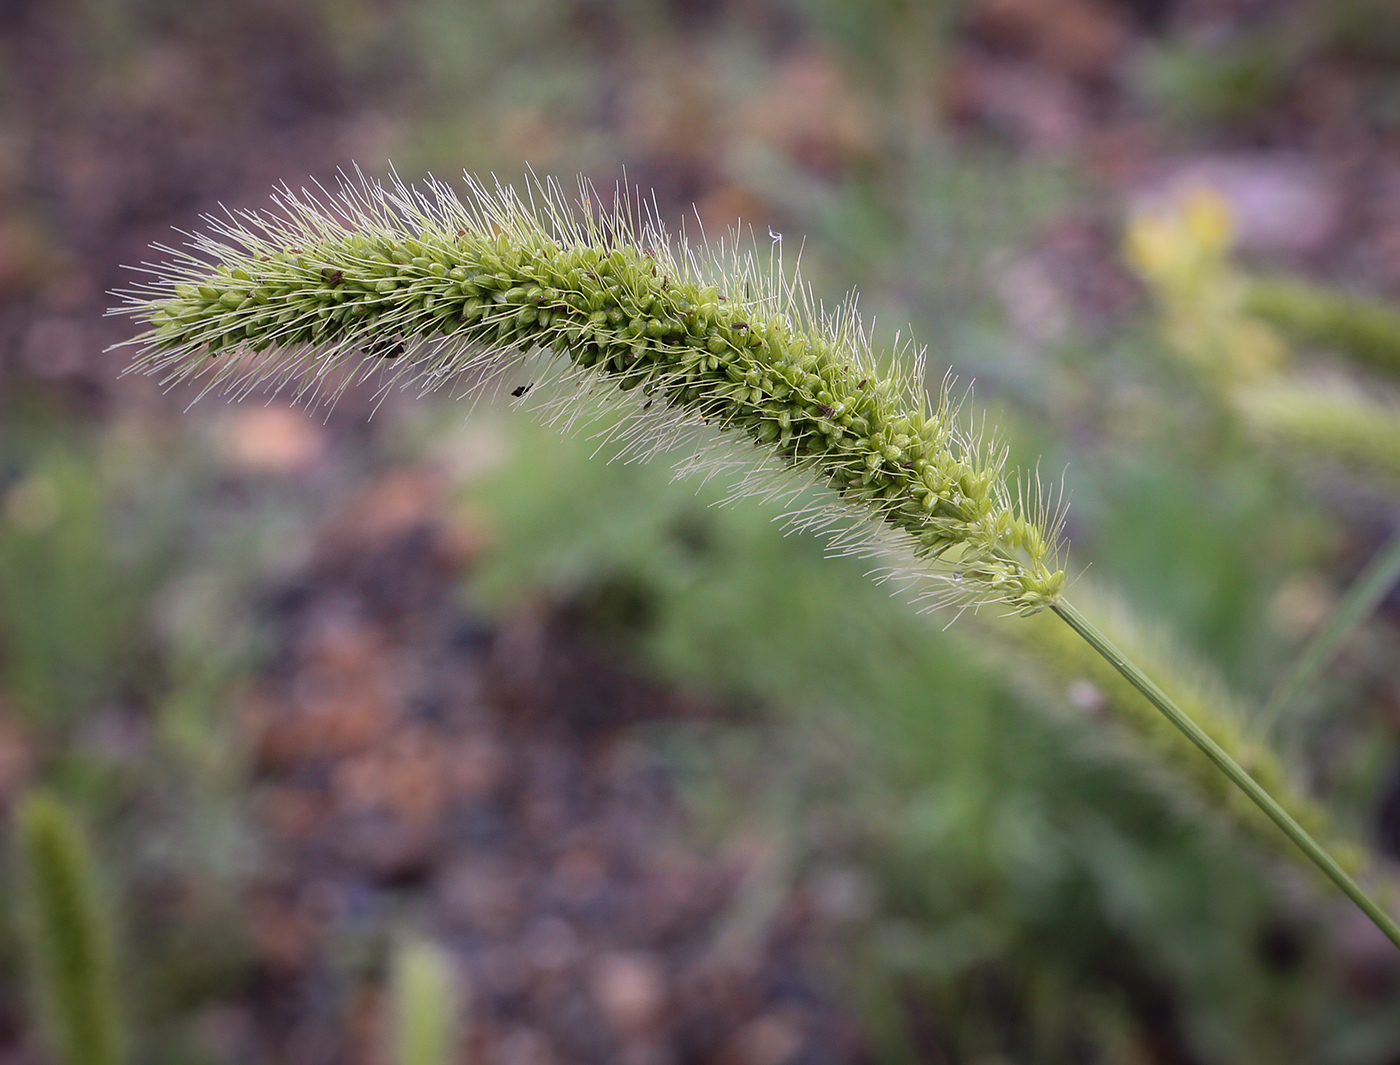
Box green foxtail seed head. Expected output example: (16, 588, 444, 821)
(114, 171, 1064, 614)
(15, 792, 123, 1065)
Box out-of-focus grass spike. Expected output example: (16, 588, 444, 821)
(1235, 378, 1400, 480)
(14, 792, 123, 1065)
(391, 935, 460, 1065)
(1245, 276, 1400, 381)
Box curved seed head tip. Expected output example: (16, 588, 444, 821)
(112, 169, 1066, 613)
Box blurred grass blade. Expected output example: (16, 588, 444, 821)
(1261, 529, 1400, 732)
(1246, 276, 1400, 380)
(392, 935, 460, 1065)
(1052, 599, 1400, 950)
(14, 792, 122, 1065)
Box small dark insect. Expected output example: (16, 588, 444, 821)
(510, 383, 534, 398)
(732, 321, 748, 330)
(661, 277, 669, 290)
(367, 337, 404, 359)
(643, 400, 653, 410)
(817, 403, 835, 418)
(322, 268, 344, 286)
(858, 379, 868, 388)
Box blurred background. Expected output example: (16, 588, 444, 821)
(6, 0, 1400, 1062)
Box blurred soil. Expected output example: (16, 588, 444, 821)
(226, 466, 857, 1065)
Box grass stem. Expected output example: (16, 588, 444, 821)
(1052, 599, 1400, 950)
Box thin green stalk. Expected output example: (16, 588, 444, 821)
(1052, 599, 1400, 950)
(1260, 528, 1400, 733)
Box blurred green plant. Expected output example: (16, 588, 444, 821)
(1127, 188, 1400, 736)
(1235, 381, 1400, 481)
(14, 791, 123, 1065)
(0, 413, 295, 1062)
(1244, 276, 1400, 381)
(1134, 35, 1297, 128)
(1260, 531, 1400, 730)
(0, 438, 153, 727)
(459, 411, 1395, 1063)
(391, 935, 461, 1065)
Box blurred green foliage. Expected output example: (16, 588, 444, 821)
(1246, 277, 1400, 383)
(459, 411, 1400, 1063)
(0, 420, 179, 729)
(1134, 36, 1297, 127)
(0, 412, 286, 1062)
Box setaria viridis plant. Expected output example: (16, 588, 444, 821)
(114, 171, 1400, 949)
(15, 792, 123, 1065)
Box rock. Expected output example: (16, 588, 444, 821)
(590, 951, 669, 1035)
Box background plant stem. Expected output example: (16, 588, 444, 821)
(1260, 527, 1400, 733)
(1052, 599, 1400, 950)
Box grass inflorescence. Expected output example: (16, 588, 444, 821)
(115, 172, 1064, 615)
(15, 792, 122, 1065)
(116, 170, 1400, 949)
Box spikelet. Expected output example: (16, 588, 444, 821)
(113, 170, 1064, 615)
(14, 792, 123, 1065)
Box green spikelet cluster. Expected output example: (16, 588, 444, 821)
(117, 173, 1063, 614)
(14, 792, 122, 1065)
